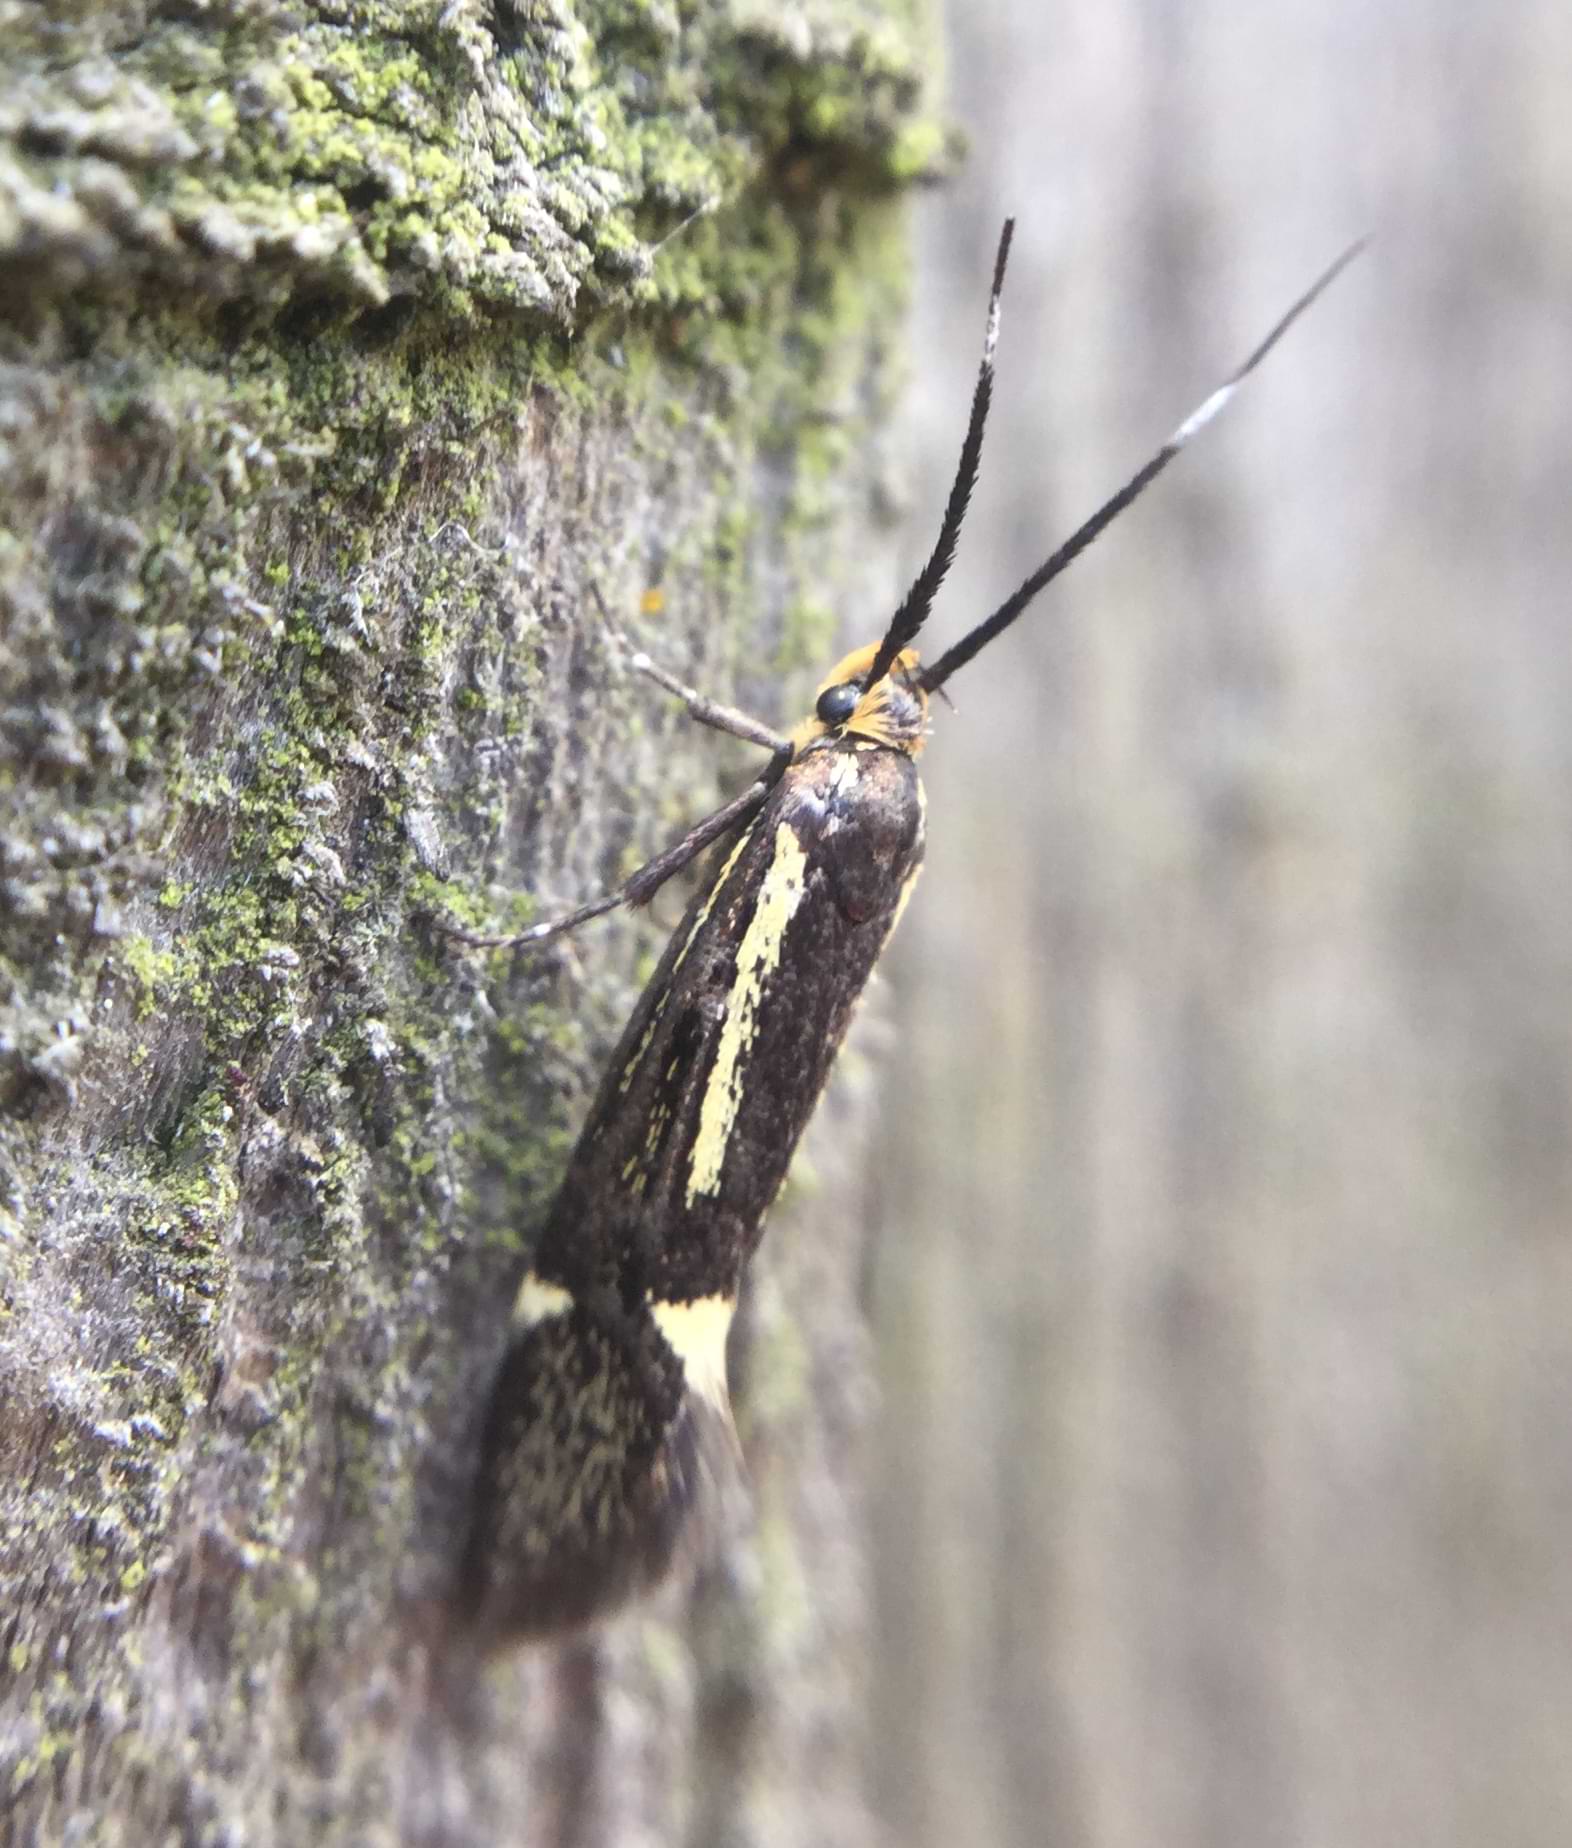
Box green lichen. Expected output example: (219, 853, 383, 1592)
(120, 938, 180, 1021)
(3, 0, 945, 333)
(0, 0, 927, 1830)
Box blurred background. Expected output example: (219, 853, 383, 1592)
(867, 3, 1572, 1845)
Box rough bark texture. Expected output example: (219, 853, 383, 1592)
(0, 3, 941, 1842)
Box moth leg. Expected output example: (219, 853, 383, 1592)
(621, 757, 786, 903)
(591, 582, 792, 756)
(622, 649, 791, 756)
(440, 761, 786, 951)
(438, 588, 793, 950)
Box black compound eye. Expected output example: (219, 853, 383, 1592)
(815, 681, 862, 728)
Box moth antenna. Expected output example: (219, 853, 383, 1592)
(648, 197, 715, 256)
(918, 237, 1367, 694)
(862, 217, 1016, 695)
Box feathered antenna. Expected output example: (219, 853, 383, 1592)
(860, 217, 1016, 696)
(917, 237, 1367, 694)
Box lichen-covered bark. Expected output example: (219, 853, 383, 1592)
(0, 3, 940, 1840)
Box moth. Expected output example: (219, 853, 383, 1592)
(453, 221, 1361, 1643)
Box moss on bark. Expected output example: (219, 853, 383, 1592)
(0, 1, 940, 1839)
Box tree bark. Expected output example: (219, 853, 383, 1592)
(872, 6, 1572, 1848)
(0, 4, 940, 1841)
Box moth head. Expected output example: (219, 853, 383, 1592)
(793, 643, 929, 755)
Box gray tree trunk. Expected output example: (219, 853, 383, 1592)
(873, 5, 1572, 1848)
(0, 4, 939, 1841)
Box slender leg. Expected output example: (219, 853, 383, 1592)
(437, 587, 795, 951)
(622, 754, 788, 903)
(440, 755, 790, 950)
(590, 581, 792, 755)
(622, 649, 792, 756)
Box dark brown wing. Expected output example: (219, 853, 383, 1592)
(461, 737, 924, 1641)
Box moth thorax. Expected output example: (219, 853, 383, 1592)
(851, 671, 927, 751)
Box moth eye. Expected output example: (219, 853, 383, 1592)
(815, 681, 862, 728)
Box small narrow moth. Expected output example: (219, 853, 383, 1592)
(453, 222, 1361, 1643)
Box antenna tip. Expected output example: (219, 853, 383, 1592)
(1321, 233, 1372, 288)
